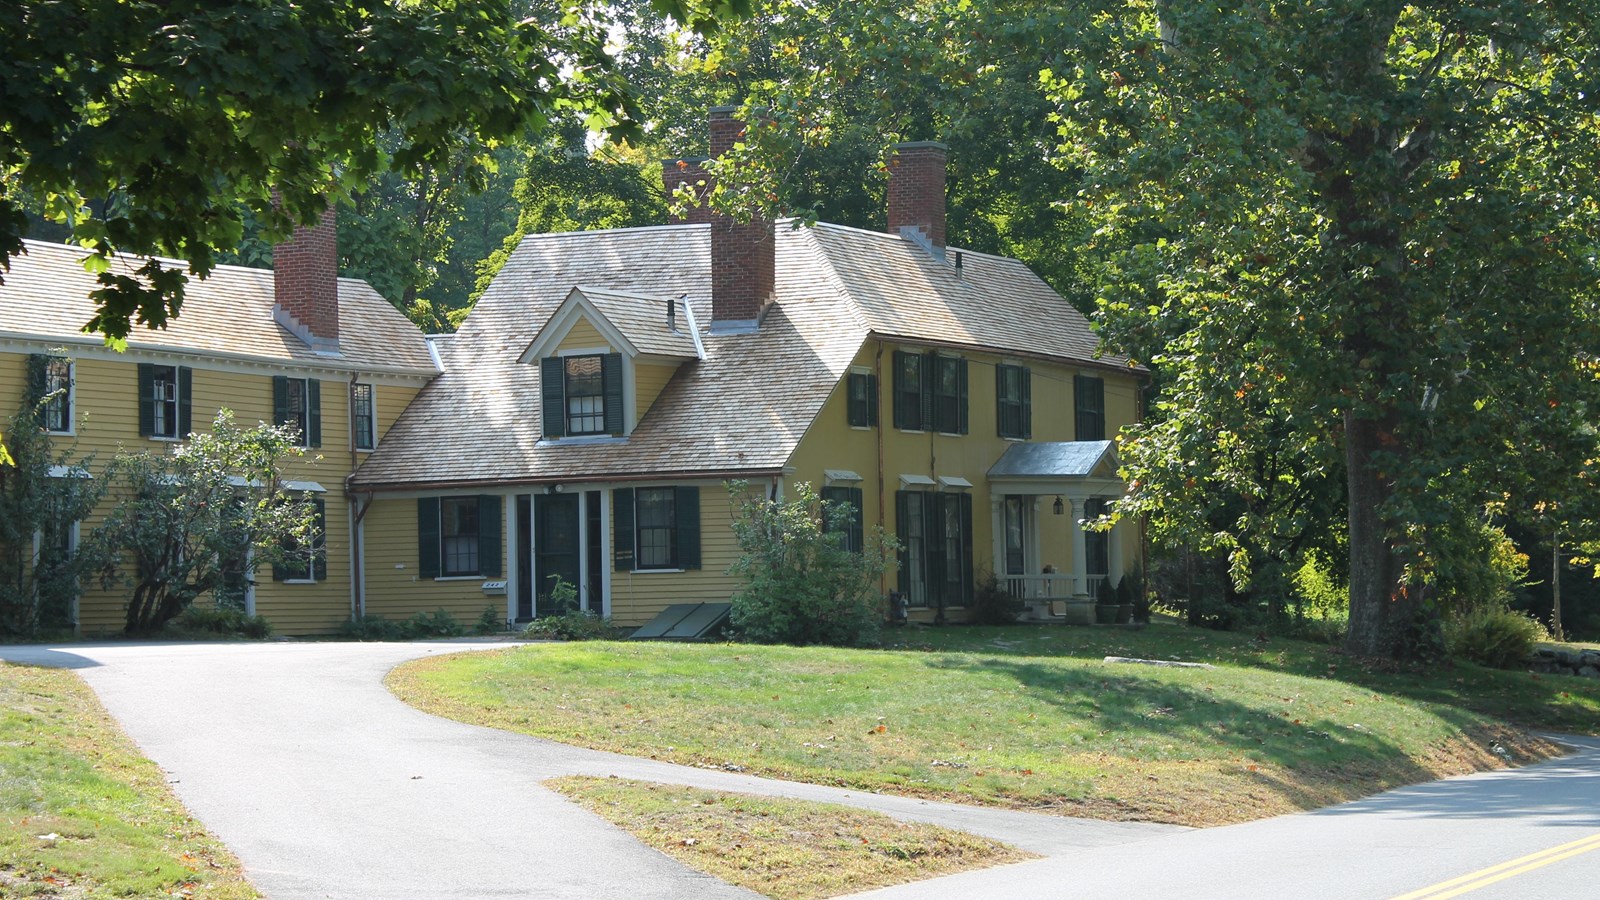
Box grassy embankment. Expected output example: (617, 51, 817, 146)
(0, 663, 257, 899)
(390, 624, 1600, 827)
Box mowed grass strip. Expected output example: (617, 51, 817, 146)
(0, 662, 257, 899)
(547, 776, 1033, 900)
(388, 625, 1585, 827)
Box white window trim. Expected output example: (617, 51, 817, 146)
(552, 347, 637, 435)
(149, 364, 183, 441)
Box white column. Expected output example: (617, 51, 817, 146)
(1069, 497, 1089, 598)
(1028, 498, 1043, 579)
(990, 494, 1005, 584)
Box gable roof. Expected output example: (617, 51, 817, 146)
(350, 221, 1124, 490)
(0, 239, 436, 376)
(520, 286, 702, 362)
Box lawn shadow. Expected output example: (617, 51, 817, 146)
(0, 645, 104, 669)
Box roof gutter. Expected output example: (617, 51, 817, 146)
(348, 466, 787, 494)
(867, 330, 1150, 380)
(0, 330, 440, 380)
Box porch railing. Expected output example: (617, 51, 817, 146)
(1003, 574, 1109, 601)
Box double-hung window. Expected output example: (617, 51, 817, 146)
(612, 486, 701, 572)
(275, 498, 326, 583)
(540, 353, 624, 438)
(351, 383, 375, 450)
(1075, 375, 1105, 442)
(417, 496, 503, 579)
(564, 355, 606, 435)
(895, 490, 973, 608)
(996, 364, 1031, 439)
(273, 376, 321, 448)
(846, 371, 877, 428)
(41, 357, 72, 434)
(137, 363, 192, 440)
(892, 350, 967, 434)
(930, 355, 966, 434)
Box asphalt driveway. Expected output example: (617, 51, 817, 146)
(0, 640, 1181, 899)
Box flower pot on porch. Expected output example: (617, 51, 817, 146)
(1094, 603, 1120, 625)
(1062, 598, 1096, 626)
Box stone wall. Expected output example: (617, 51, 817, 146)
(1529, 645, 1600, 679)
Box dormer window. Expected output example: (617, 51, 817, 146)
(564, 355, 607, 435)
(540, 352, 623, 438)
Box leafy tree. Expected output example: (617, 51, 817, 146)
(0, 0, 747, 345)
(1047, 1, 1600, 658)
(85, 410, 317, 634)
(726, 481, 897, 647)
(0, 376, 104, 638)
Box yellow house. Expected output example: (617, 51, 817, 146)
(2, 110, 1141, 635)
(0, 213, 437, 634)
(350, 110, 1145, 631)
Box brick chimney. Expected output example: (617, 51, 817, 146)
(662, 106, 774, 333)
(272, 201, 341, 355)
(887, 141, 949, 255)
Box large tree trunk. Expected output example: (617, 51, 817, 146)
(1341, 409, 1429, 658)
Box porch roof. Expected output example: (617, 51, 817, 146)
(987, 440, 1117, 480)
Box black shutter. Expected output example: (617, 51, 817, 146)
(25, 354, 48, 407)
(613, 487, 635, 570)
(178, 366, 193, 438)
(540, 356, 566, 438)
(675, 486, 700, 569)
(306, 378, 321, 447)
(478, 495, 502, 578)
(895, 490, 911, 595)
(272, 376, 289, 428)
(1021, 367, 1032, 440)
(891, 352, 909, 429)
(311, 499, 327, 581)
(956, 357, 969, 435)
(921, 352, 936, 433)
(602, 352, 625, 435)
(417, 497, 441, 579)
(865, 373, 879, 427)
(959, 492, 974, 604)
(138, 363, 156, 437)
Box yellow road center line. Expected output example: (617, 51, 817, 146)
(1391, 832, 1600, 900)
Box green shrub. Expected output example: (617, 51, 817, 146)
(725, 481, 897, 648)
(337, 609, 464, 640)
(971, 573, 1025, 625)
(523, 610, 612, 641)
(338, 613, 406, 640)
(475, 605, 506, 635)
(1444, 607, 1547, 669)
(404, 608, 465, 638)
(165, 603, 273, 639)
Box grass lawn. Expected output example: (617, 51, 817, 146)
(389, 623, 1600, 827)
(0, 662, 257, 899)
(549, 777, 1031, 899)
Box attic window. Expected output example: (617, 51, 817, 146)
(564, 355, 607, 435)
(540, 353, 624, 438)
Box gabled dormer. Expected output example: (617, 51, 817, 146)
(519, 286, 705, 441)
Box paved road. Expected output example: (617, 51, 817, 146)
(4, 640, 1597, 899)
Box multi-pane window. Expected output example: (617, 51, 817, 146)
(43, 358, 72, 433)
(351, 383, 375, 450)
(893, 350, 966, 434)
(151, 365, 180, 439)
(564, 355, 606, 435)
(895, 490, 973, 609)
(931, 355, 963, 433)
(900, 491, 927, 606)
(1075, 375, 1105, 442)
(820, 485, 864, 553)
(996, 364, 1031, 439)
(283, 378, 308, 445)
(441, 497, 481, 577)
(278, 498, 326, 583)
(635, 488, 677, 569)
(846, 372, 877, 428)
(1084, 498, 1110, 579)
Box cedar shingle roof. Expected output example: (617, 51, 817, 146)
(352, 220, 1120, 490)
(528, 286, 700, 359)
(0, 239, 436, 375)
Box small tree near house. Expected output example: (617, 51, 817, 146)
(0, 393, 104, 638)
(85, 410, 318, 634)
(725, 481, 898, 648)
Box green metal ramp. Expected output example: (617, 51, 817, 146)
(630, 602, 731, 640)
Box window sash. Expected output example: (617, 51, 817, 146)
(441, 497, 481, 576)
(44, 358, 72, 433)
(351, 383, 375, 450)
(997, 365, 1025, 438)
(635, 488, 676, 569)
(151, 366, 179, 438)
(564, 355, 607, 436)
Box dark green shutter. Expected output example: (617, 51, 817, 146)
(613, 488, 635, 570)
(866, 374, 879, 427)
(1021, 367, 1032, 439)
(959, 492, 974, 604)
(138, 364, 156, 437)
(926, 493, 947, 608)
(675, 486, 700, 569)
(995, 365, 1007, 437)
(478, 495, 502, 578)
(25, 354, 48, 407)
(895, 491, 911, 595)
(272, 376, 289, 427)
(921, 353, 936, 432)
(540, 356, 565, 438)
(417, 497, 441, 579)
(178, 366, 193, 437)
(892, 352, 911, 429)
(311, 499, 327, 581)
(602, 353, 625, 435)
(956, 358, 969, 435)
(306, 378, 321, 447)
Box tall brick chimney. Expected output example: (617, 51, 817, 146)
(886, 141, 949, 254)
(662, 106, 774, 333)
(272, 202, 341, 354)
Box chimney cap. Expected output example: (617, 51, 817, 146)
(893, 140, 950, 152)
(709, 105, 741, 118)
